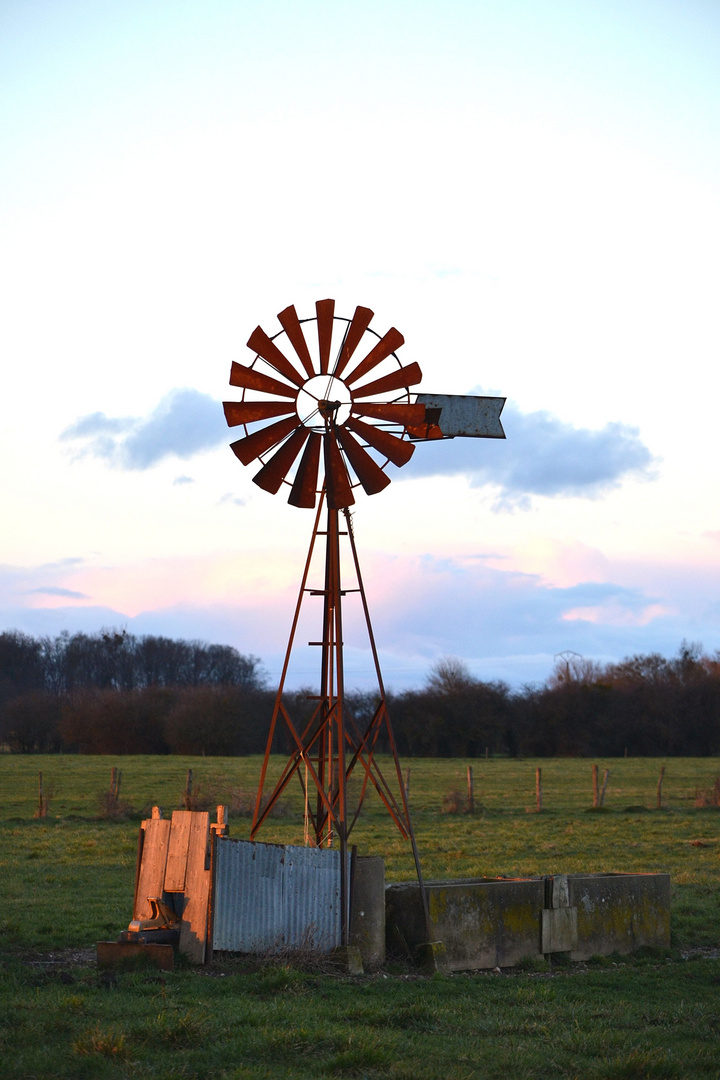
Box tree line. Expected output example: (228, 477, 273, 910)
(1, 629, 719, 756)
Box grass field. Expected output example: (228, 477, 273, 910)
(1, 754, 720, 1078)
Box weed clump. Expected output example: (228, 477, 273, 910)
(97, 791, 134, 820)
(694, 775, 720, 808)
(73, 1024, 128, 1058)
(441, 784, 482, 814)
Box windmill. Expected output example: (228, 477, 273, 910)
(223, 300, 505, 944)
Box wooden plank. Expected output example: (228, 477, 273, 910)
(133, 818, 171, 920)
(178, 812, 211, 964)
(164, 811, 193, 892)
(132, 825, 146, 919)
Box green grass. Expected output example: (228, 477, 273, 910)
(1, 755, 720, 1078)
(1, 954, 720, 1078)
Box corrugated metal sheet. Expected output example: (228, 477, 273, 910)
(212, 839, 345, 954)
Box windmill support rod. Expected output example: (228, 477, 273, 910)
(251, 496, 325, 835)
(342, 506, 432, 941)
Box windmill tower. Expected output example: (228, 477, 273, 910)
(223, 300, 505, 943)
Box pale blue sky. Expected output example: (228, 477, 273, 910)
(1, 0, 719, 688)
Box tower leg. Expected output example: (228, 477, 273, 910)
(251, 498, 431, 946)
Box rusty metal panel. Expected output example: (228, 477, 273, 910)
(414, 393, 506, 439)
(212, 839, 345, 954)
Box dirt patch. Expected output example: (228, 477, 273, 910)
(14, 947, 96, 969)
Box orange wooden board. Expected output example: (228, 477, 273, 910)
(133, 818, 171, 920)
(178, 812, 211, 964)
(164, 811, 193, 892)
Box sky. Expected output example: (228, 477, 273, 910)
(1, 0, 720, 691)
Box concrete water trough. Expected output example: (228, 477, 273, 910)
(386, 872, 671, 971)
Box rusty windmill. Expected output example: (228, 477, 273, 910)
(223, 300, 505, 942)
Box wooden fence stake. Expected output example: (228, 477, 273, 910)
(110, 766, 122, 801)
(466, 765, 475, 814)
(37, 771, 45, 818)
(600, 769, 610, 807)
(657, 765, 665, 809)
(536, 767, 542, 812)
(184, 769, 194, 810)
(592, 764, 599, 808)
(404, 768, 410, 800)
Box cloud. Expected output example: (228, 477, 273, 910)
(39, 557, 85, 570)
(359, 551, 692, 687)
(26, 586, 88, 599)
(1, 548, 719, 691)
(401, 400, 656, 507)
(218, 493, 246, 507)
(173, 475, 195, 486)
(61, 389, 225, 469)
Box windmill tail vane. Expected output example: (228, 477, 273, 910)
(222, 299, 505, 945)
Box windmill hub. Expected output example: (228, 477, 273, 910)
(296, 374, 352, 429)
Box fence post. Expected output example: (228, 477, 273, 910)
(657, 765, 665, 810)
(184, 769, 193, 810)
(592, 764, 599, 808)
(466, 765, 475, 814)
(404, 768, 410, 800)
(600, 769, 610, 807)
(37, 771, 45, 818)
(536, 767, 542, 813)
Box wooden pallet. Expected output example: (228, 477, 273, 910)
(132, 805, 227, 963)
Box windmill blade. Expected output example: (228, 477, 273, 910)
(346, 415, 415, 467)
(333, 305, 374, 379)
(351, 361, 423, 401)
(247, 326, 306, 387)
(229, 361, 299, 399)
(277, 305, 315, 379)
(351, 402, 426, 426)
(288, 431, 322, 508)
(324, 432, 355, 509)
(316, 299, 335, 374)
(344, 327, 405, 386)
(253, 427, 310, 494)
(223, 400, 297, 426)
(335, 426, 391, 496)
(230, 416, 300, 466)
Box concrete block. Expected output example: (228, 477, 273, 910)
(387, 878, 544, 972)
(568, 873, 671, 960)
(548, 873, 569, 908)
(329, 945, 364, 975)
(541, 907, 578, 953)
(414, 940, 449, 974)
(350, 856, 385, 969)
